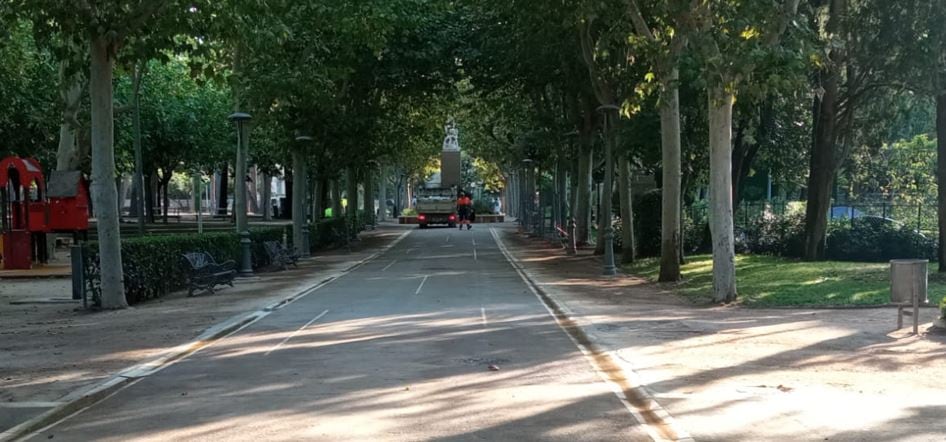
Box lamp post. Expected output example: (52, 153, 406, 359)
(192, 172, 203, 234)
(229, 112, 253, 277)
(598, 104, 619, 276)
(228, 112, 252, 233)
(293, 135, 313, 257)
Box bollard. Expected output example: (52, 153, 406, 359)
(239, 231, 254, 277)
(602, 225, 617, 276)
(567, 218, 578, 255)
(70, 245, 84, 303)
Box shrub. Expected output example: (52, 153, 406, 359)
(83, 227, 286, 306)
(632, 189, 710, 257)
(83, 221, 360, 307)
(743, 211, 807, 258)
(940, 297, 946, 320)
(473, 199, 493, 215)
(308, 217, 348, 251)
(825, 217, 935, 262)
(400, 208, 417, 216)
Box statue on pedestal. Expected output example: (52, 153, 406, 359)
(443, 117, 460, 152)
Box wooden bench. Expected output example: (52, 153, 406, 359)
(181, 252, 236, 296)
(264, 241, 300, 270)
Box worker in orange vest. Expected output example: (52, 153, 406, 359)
(457, 192, 473, 230)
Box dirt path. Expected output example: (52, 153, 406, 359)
(500, 227, 946, 441)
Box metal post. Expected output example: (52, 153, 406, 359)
(567, 217, 577, 255)
(229, 112, 252, 233)
(70, 245, 84, 302)
(239, 230, 254, 277)
(598, 105, 619, 276)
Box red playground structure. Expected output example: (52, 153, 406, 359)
(0, 156, 90, 270)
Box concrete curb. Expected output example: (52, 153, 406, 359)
(1, 229, 411, 442)
(490, 228, 694, 442)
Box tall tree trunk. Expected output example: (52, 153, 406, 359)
(569, 160, 579, 221)
(804, 0, 844, 261)
(347, 168, 359, 219)
(936, 93, 946, 271)
(217, 165, 228, 216)
(576, 133, 593, 244)
(311, 175, 322, 223)
(131, 64, 146, 234)
(803, 74, 840, 260)
(89, 36, 127, 309)
(708, 86, 737, 303)
(145, 173, 156, 223)
(618, 155, 635, 263)
(363, 171, 374, 224)
(248, 166, 260, 214)
(291, 147, 306, 255)
(555, 159, 567, 227)
(378, 166, 380, 221)
(261, 172, 272, 221)
(161, 176, 171, 223)
(659, 74, 683, 281)
(332, 179, 342, 217)
(56, 66, 84, 171)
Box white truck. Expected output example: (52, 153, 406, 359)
(416, 185, 457, 228)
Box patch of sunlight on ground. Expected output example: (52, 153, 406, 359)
(627, 254, 946, 307)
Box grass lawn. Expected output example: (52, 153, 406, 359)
(627, 254, 946, 307)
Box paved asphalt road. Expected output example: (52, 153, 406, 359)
(28, 227, 651, 441)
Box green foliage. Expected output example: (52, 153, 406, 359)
(83, 227, 286, 306)
(628, 254, 946, 308)
(825, 217, 936, 262)
(472, 199, 493, 215)
(308, 218, 349, 251)
(633, 189, 709, 257)
(742, 212, 807, 258)
(0, 19, 59, 164)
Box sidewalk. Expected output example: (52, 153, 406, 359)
(0, 225, 409, 435)
(498, 226, 946, 442)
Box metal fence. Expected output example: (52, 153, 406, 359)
(688, 199, 937, 236)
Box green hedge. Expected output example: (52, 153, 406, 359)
(83, 227, 287, 306)
(632, 189, 709, 257)
(84, 218, 370, 306)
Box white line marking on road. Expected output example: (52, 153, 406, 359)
(446, 234, 451, 243)
(0, 402, 64, 408)
(26, 378, 145, 438)
(490, 227, 692, 442)
(382, 259, 397, 272)
(264, 309, 329, 356)
(406, 247, 416, 255)
(473, 238, 478, 261)
(415, 275, 429, 295)
(480, 307, 487, 327)
(14, 229, 416, 441)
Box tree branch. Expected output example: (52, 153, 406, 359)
(624, 0, 655, 41)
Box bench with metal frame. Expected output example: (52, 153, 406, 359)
(181, 252, 236, 296)
(264, 240, 301, 270)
